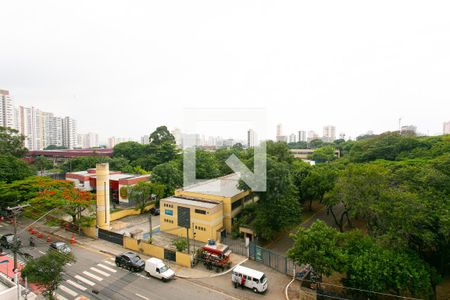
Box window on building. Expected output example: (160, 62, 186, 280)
(231, 199, 242, 211)
(195, 209, 206, 215)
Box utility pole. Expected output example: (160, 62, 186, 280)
(7, 204, 30, 273)
(186, 227, 190, 254)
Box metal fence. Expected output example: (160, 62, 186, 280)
(98, 228, 124, 245)
(222, 237, 296, 276)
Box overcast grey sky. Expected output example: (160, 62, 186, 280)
(1, 0, 449, 141)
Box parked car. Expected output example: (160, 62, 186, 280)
(49, 241, 72, 254)
(0, 234, 21, 249)
(232, 265, 268, 293)
(150, 207, 160, 216)
(144, 257, 175, 281)
(115, 251, 145, 272)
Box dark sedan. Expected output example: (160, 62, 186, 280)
(115, 251, 145, 272)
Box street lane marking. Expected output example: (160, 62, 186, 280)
(75, 275, 95, 286)
(59, 285, 78, 297)
(109, 257, 115, 261)
(55, 293, 69, 300)
(83, 271, 103, 281)
(67, 279, 87, 291)
(135, 293, 149, 300)
(67, 263, 72, 266)
(90, 267, 110, 277)
(103, 260, 116, 266)
(38, 250, 46, 255)
(97, 263, 116, 273)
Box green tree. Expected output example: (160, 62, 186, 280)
(266, 140, 294, 163)
(128, 182, 165, 213)
(33, 156, 54, 175)
(151, 161, 183, 197)
(0, 154, 34, 183)
(299, 165, 338, 211)
(288, 220, 346, 278)
(242, 158, 301, 240)
(21, 251, 76, 299)
(309, 146, 337, 163)
(0, 126, 28, 157)
(113, 141, 145, 162)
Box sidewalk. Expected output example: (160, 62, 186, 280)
(18, 217, 249, 280)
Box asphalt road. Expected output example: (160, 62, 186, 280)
(0, 221, 235, 300)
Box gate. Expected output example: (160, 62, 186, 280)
(164, 249, 176, 261)
(222, 237, 297, 276)
(249, 242, 296, 275)
(98, 228, 124, 246)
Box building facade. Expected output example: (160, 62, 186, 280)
(66, 168, 150, 204)
(160, 173, 254, 243)
(78, 132, 99, 149)
(298, 130, 306, 142)
(323, 125, 336, 142)
(443, 121, 450, 134)
(247, 129, 257, 147)
(62, 116, 77, 149)
(289, 133, 297, 143)
(0, 89, 15, 129)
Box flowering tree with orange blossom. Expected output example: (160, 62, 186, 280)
(28, 178, 95, 225)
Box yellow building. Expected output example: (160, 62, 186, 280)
(159, 173, 254, 243)
(160, 197, 224, 243)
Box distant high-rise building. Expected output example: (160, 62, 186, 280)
(339, 132, 346, 140)
(108, 136, 131, 148)
(0, 89, 16, 129)
(247, 129, 258, 147)
(62, 116, 77, 149)
(276, 123, 283, 137)
(443, 121, 450, 134)
(171, 128, 182, 147)
(275, 124, 287, 142)
(400, 125, 417, 135)
(140, 135, 149, 145)
(323, 125, 336, 142)
(307, 130, 319, 142)
(289, 133, 297, 143)
(78, 132, 99, 149)
(298, 131, 306, 142)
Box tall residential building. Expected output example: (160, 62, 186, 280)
(289, 133, 297, 143)
(171, 128, 182, 147)
(78, 132, 99, 149)
(247, 129, 258, 147)
(276, 123, 283, 137)
(298, 131, 306, 142)
(443, 121, 450, 134)
(107, 137, 131, 148)
(323, 125, 336, 142)
(17, 106, 33, 149)
(62, 116, 78, 149)
(307, 130, 319, 142)
(275, 123, 287, 142)
(0, 89, 15, 129)
(140, 135, 149, 145)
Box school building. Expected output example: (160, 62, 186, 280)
(159, 173, 255, 243)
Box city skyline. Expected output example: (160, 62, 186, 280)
(2, 1, 450, 140)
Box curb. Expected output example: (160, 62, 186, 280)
(175, 258, 249, 279)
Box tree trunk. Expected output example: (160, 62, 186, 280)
(328, 206, 343, 231)
(308, 198, 313, 211)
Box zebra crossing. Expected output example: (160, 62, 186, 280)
(55, 257, 122, 300)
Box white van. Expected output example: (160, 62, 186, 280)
(232, 265, 268, 293)
(144, 258, 175, 281)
